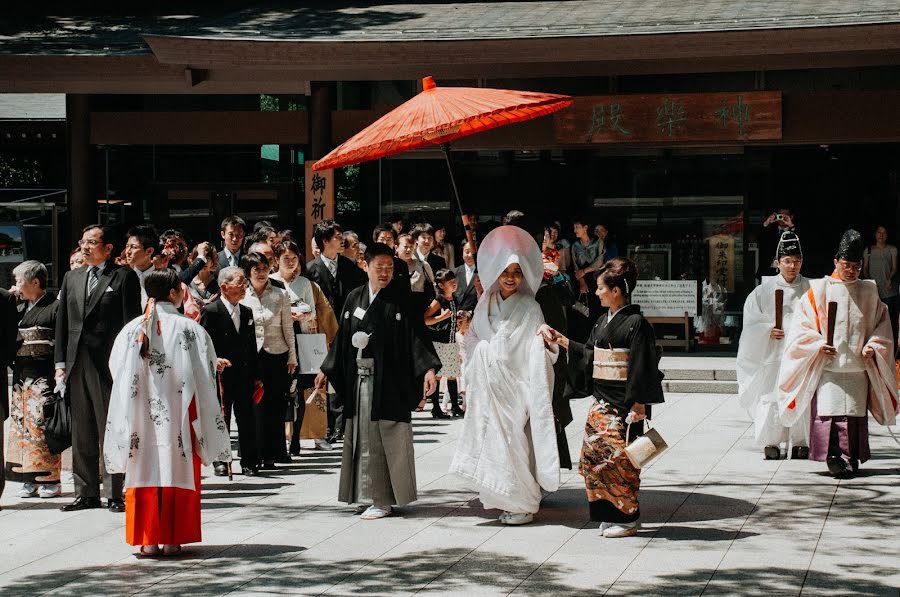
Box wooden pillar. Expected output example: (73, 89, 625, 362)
(309, 82, 335, 160)
(66, 94, 95, 236)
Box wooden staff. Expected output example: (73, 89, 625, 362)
(216, 372, 233, 481)
(774, 289, 784, 330)
(826, 301, 838, 346)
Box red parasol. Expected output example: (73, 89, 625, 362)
(314, 76, 573, 248)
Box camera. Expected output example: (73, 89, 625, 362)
(775, 214, 784, 221)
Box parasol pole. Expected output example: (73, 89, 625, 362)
(442, 143, 476, 252)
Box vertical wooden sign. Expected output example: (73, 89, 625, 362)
(305, 161, 334, 259)
(707, 234, 736, 292)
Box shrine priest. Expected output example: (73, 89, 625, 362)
(779, 230, 898, 477)
(316, 243, 440, 520)
(737, 231, 811, 460)
(105, 269, 232, 556)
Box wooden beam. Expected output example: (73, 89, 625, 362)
(0, 56, 309, 94)
(90, 111, 309, 145)
(184, 67, 207, 88)
(144, 24, 900, 77)
(331, 91, 900, 149)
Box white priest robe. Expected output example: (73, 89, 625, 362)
(778, 275, 898, 430)
(737, 274, 810, 448)
(450, 290, 560, 514)
(105, 302, 232, 491)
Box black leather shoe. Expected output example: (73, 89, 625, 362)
(243, 466, 259, 477)
(826, 455, 851, 477)
(259, 460, 277, 470)
(289, 443, 301, 457)
(763, 446, 781, 460)
(432, 411, 450, 419)
(108, 498, 126, 513)
(791, 446, 810, 460)
(61, 497, 102, 512)
(452, 409, 465, 418)
(213, 462, 228, 477)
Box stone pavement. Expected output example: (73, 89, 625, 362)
(1, 386, 899, 596)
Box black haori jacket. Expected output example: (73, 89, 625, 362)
(321, 282, 441, 423)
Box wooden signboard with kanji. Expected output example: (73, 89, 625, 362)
(305, 161, 334, 257)
(554, 91, 782, 144)
(708, 234, 736, 293)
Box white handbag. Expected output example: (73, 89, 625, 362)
(624, 418, 668, 469)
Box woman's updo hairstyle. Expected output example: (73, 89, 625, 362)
(596, 257, 638, 297)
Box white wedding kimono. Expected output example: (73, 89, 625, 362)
(737, 274, 810, 448)
(450, 225, 559, 515)
(105, 302, 232, 490)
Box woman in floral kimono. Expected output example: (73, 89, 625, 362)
(545, 257, 664, 538)
(5, 261, 61, 499)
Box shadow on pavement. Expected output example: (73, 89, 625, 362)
(0, 546, 580, 596)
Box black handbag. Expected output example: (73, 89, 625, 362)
(42, 391, 71, 455)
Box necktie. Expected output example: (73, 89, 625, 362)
(87, 266, 99, 297)
(231, 305, 240, 332)
(230, 254, 237, 267)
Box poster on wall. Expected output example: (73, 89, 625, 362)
(632, 280, 699, 318)
(304, 161, 334, 255)
(707, 234, 736, 292)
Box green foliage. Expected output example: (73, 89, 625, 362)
(336, 164, 360, 214)
(260, 94, 279, 112)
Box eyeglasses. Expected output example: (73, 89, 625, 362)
(78, 239, 104, 248)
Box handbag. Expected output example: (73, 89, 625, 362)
(572, 292, 591, 318)
(300, 388, 328, 439)
(624, 418, 668, 469)
(296, 333, 329, 375)
(42, 391, 71, 455)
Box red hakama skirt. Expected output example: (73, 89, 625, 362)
(125, 400, 203, 546)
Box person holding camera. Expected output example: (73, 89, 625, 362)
(757, 208, 797, 280)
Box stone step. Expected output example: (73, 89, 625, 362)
(663, 379, 738, 394)
(661, 368, 737, 382)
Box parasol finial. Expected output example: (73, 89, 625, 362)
(422, 76, 437, 91)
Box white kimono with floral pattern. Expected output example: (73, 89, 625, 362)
(104, 302, 231, 491)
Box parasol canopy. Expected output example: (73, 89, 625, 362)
(313, 76, 573, 171)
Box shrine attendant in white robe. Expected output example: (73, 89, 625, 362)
(779, 230, 898, 478)
(105, 269, 231, 557)
(450, 226, 559, 526)
(737, 231, 810, 459)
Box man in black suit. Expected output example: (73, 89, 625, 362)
(453, 240, 479, 312)
(0, 287, 18, 505)
(218, 215, 247, 271)
(305, 219, 366, 441)
(200, 266, 263, 476)
(411, 223, 447, 274)
(55, 225, 142, 512)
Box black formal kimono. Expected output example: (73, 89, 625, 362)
(567, 304, 665, 523)
(321, 282, 440, 507)
(6, 291, 62, 485)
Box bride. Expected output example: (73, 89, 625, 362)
(450, 225, 560, 525)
